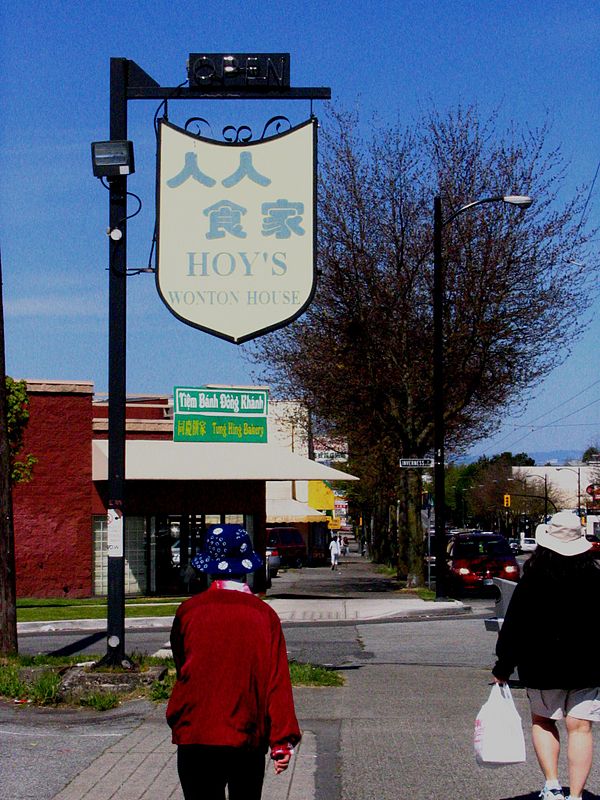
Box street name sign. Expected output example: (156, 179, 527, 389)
(399, 458, 434, 468)
(173, 386, 268, 443)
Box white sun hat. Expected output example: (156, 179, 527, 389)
(535, 511, 591, 557)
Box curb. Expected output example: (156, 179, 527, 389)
(17, 599, 468, 634)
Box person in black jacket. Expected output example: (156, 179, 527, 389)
(493, 511, 600, 800)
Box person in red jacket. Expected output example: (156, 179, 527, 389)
(167, 523, 301, 800)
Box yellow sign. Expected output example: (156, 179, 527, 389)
(328, 518, 342, 530)
(308, 480, 335, 511)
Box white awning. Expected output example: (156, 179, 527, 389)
(92, 440, 358, 482)
(266, 498, 326, 523)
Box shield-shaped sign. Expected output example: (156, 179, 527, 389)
(156, 118, 317, 343)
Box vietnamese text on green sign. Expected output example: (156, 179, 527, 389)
(174, 386, 268, 416)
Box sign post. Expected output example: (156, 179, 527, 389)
(95, 56, 330, 666)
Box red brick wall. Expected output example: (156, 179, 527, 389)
(12, 387, 93, 598)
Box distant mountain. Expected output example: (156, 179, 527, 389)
(460, 449, 584, 465)
(526, 450, 584, 466)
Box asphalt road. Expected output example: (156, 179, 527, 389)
(16, 595, 497, 661)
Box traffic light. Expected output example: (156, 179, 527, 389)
(503, 494, 511, 508)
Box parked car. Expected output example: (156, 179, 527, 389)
(520, 537, 537, 553)
(446, 532, 520, 596)
(266, 546, 281, 578)
(266, 527, 307, 568)
(585, 533, 600, 555)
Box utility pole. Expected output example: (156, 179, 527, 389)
(0, 248, 18, 655)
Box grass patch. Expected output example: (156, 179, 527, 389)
(29, 671, 62, 705)
(150, 671, 177, 701)
(0, 653, 175, 708)
(288, 661, 344, 687)
(0, 654, 341, 706)
(374, 565, 397, 577)
(398, 586, 436, 601)
(17, 596, 189, 608)
(17, 601, 183, 623)
(79, 691, 120, 711)
(0, 664, 26, 698)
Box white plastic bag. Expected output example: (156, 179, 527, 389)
(474, 683, 526, 767)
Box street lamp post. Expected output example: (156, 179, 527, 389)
(433, 194, 532, 599)
(522, 474, 549, 520)
(556, 466, 582, 516)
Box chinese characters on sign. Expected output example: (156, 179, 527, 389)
(157, 119, 316, 342)
(173, 387, 269, 443)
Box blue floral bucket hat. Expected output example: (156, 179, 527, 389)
(191, 524, 263, 575)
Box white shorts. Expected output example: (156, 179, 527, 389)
(527, 687, 600, 721)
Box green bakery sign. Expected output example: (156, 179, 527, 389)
(173, 386, 268, 443)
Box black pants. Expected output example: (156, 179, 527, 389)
(177, 744, 266, 800)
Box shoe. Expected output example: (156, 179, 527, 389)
(539, 788, 564, 800)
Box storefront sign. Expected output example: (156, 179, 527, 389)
(173, 386, 268, 443)
(157, 119, 316, 343)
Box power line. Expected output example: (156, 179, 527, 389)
(577, 157, 600, 232)
(513, 395, 600, 430)
(518, 377, 600, 426)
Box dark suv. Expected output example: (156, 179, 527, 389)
(266, 527, 307, 568)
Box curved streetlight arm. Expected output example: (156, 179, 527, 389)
(442, 195, 533, 227)
(555, 466, 582, 515)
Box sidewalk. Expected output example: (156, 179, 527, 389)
(45, 701, 318, 800)
(18, 553, 467, 634)
(7, 555, 484, 800)
(7, 664, 600, 800)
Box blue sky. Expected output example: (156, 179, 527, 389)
(1, 0, 599, 461)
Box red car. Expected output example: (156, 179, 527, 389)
(266, 527, 307, 568)
(446, 532, 520, 596)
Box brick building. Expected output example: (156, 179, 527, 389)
(12, 380, 353, 598)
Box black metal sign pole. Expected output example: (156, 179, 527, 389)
(98, 56, 329, 666)
(100, 58, 129, 667)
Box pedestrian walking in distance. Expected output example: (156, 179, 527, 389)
(492, 511, 600, 800)
(329, 534, 341, 570)
(167, 524, 301, 800)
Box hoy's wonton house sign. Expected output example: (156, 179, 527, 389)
(156, 118, 317, 343)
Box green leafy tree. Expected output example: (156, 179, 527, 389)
(249, 105, 598, 584)
(6, 377, 36, 483)
(0, 374, 36, 656)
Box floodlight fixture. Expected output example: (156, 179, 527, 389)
(91, 140, 135, 179)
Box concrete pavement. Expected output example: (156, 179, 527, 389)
(5, 554, 543, 800)
(6, 665, 600, 800)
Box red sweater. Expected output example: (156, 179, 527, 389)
(166, 585, 301, 751)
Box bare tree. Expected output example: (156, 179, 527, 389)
(249, 105, 598, 583)
(0, 250, 17, 655)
